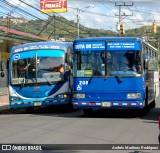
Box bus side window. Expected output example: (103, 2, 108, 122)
(144, 45, 148, 70)
(136, 53, 141, 73)
(144, 59, 149, 70)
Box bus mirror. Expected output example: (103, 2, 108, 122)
(0, 71, 5, 77)
(137, 65, 142, 73)
(66, 65, 71, 71)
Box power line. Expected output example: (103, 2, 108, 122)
(2, 0, 75, 37)
(115, 2, 133, 24)
(2, 0, 79, 38)
(29, 0, 89, 35)
(69, 0, 100, 37)
(115, 2, 133, 35)
(95, 0, 117, 31)
(18, 0, 90, 38)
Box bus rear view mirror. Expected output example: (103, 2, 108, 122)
(66, 65, 71, 71)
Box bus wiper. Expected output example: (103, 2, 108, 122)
(19, 63, 31, 80)
(88, 75, 93, 84)
(115, 76, 123, 83)
(20, 78, 25, 87)
(24, 63, 30, 70)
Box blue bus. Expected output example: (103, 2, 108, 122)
(8, 41, 73, 111)
(73, 37, 159, 115)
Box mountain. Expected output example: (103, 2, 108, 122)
(0, 16, 117, 41)
(0, 16, 159, 43)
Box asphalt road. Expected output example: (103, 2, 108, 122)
(0, 98, 160, 153)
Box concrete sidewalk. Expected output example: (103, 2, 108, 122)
(0, 94, 10, 112)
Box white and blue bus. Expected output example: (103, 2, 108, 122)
(73, 37, 159, 115)
(8, 41, 73, 111)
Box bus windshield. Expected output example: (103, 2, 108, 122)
(74, 50, 105, 77)
(11, 51, 65, 85)
(107, 50, 141, 76)
(74, 50, 141, 77)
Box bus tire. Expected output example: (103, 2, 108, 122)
(150, 99, 156, 108)
(150, 91, 156, 108)
(25, 107, 34, 113)
(83, 108, 93, 116)
(144, 88, 149, 111)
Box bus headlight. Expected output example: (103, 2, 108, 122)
(73, 93, 86, 98)
(11, 97, 20, 101)
(56, 94, 68, 98)
(127, 93, 141, 99)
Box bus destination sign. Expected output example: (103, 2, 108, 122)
(107, 42, 140, 50)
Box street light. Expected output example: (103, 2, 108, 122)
(73, 5, 94, 38)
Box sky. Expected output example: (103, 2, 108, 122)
(1, 0, 160, 32)
(64, 0, 160, 31)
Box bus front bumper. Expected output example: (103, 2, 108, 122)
(10, 99, 70, 108)
(73, 101, 144, 109)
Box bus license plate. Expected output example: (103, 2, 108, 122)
(34, 102, 42, 106)
(102, 102, 111, 107)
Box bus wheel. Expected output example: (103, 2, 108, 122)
(25, 107, 34, 113)
(143, 99, 149, 113)
(139, 99, 149, 116)
(150, 96, 156, 108)
(151, 89, 157, 108)
(144, 88, 149, 110)
(83, 109, 93, 116)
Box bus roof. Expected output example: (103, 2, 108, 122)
(11, 41, 72, 54)
(74, 37, 144, 42)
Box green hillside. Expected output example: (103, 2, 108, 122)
(0, 16, 117, 41)
(0, 16, 159, 43)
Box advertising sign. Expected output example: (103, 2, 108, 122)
(40, 0, 67, 13)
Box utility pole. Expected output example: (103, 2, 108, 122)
(77, 8, 80, 39)
(75, 5, 94, 39)
(115, 2, 133, 36)
(7, 12, 11, 30)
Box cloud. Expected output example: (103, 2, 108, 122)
(4, 0, 160, 30)
(64, 1, 119, 30)
(6, 0, 21, 5)
(6, 0, 34, 6)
